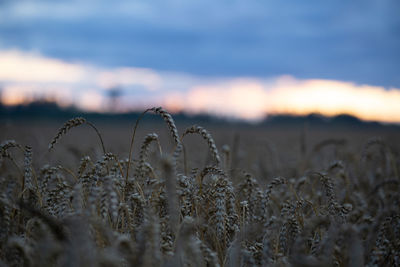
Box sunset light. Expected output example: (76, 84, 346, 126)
(1, 50, 400, 123)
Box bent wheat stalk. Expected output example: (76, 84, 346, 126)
(125, 107, 181, 185)
(182, 125, 221, 167)
(48, 117, 106, 154)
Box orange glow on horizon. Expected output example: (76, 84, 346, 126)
(164, 77, 400, 123)
(1, 86, 26, 106)
(182, 80, 269, 120)
(1, 49, 400, 123)
(267, 79, 400, 122)
(78, 90, 104, 112)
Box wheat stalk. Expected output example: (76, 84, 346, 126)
(125, 107, 181, 189)
(48, 117, 106, 154)
(182, 125, 221, 167)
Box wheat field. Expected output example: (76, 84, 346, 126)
(0, 107, 399, 266)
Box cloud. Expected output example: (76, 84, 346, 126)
(266, 78, 400, 122)
(177, 79, 270, 120)
(0, 49, 164, 110)
(0, 50, 87, 83)
(1, 49, 400, 123)
(165, 76, 400, 123)
(96, 68, 161, 91)
(0, 0, 399, 87)
(77, 89, 104, 112)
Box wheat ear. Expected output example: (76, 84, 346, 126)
(135, 133, 161, 179)
(126, 107, 180, 185)
(48, 117, 106, 154)
(182, 125, 221, 167)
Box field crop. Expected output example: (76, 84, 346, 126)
(0, 107, 399, 266)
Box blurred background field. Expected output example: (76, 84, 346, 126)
(2, 102, 399, 183)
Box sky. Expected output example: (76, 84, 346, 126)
(0, 0, 400, 122)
